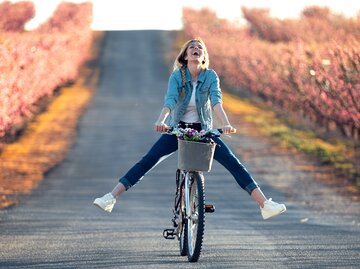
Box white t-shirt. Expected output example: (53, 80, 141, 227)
(181, 82, 200, 123)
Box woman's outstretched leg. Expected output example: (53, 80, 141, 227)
(94, 133, 177, 212)
(212, 136, 286, 219)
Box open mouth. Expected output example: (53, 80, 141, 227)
(193, 51, 199, 56)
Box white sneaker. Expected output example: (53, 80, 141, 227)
(93, 193, 116, 213)
(261, 198, 286, 220)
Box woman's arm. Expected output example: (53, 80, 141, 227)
(213, 103, 236, 134)
(154, 107, 171, 132)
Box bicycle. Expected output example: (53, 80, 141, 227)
(163, 127, 230, 262)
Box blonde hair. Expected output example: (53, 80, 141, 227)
(173, 38, 209, 71)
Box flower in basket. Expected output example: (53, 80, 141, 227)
(175, 128, 209, 142)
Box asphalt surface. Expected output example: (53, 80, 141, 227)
(0, 31, 359, 269)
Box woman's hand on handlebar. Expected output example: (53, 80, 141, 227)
(154, 121, 169, 132)
(222, 124, 237, 134)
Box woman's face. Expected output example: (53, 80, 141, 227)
(185, 41, 205, 64)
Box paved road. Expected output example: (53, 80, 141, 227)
(0, 31, 359, 269)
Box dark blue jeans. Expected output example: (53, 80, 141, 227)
(119, 133, 259, 195)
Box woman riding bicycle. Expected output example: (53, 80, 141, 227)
(94, 38, 286, 220)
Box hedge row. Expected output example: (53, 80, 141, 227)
(0, 1, 93, 139)
(182, 7, 360, 139)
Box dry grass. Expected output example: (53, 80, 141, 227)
(0, 31, 104, 209)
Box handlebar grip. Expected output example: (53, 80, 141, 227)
(217, 128, 236, 134)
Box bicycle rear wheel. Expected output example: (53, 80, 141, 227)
(185, 172, 205, 262)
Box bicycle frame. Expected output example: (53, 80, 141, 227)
(163, 127, 230, 262)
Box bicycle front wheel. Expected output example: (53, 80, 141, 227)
(185, 172, 205, 262)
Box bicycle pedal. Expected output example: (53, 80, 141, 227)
(205, 204, 215, 213)
(163, 229, 176, 240)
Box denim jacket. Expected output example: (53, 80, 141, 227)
(163, 67, 222, 130)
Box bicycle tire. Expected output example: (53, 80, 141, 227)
(178, 172, 187, 256)
(185, 172, 205, 262)
(179, 220, 187, 256)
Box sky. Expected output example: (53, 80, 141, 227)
(5, 0, 359, 30)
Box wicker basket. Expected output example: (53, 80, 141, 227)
(178, 139, 216, 172)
